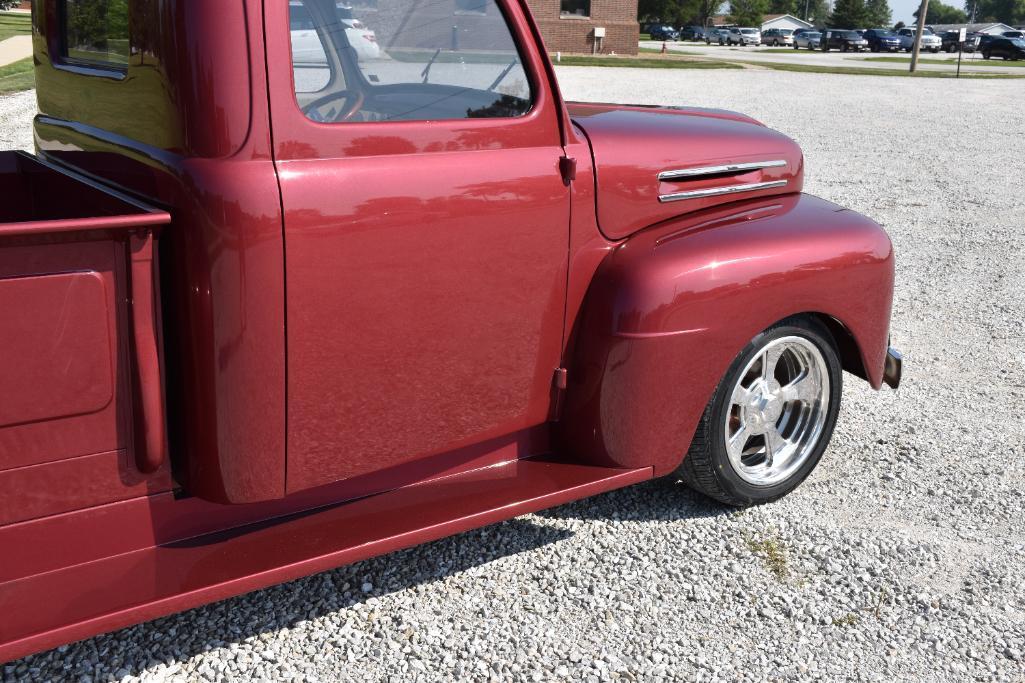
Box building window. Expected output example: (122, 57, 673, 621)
(60, 0, 129, 68)
(560, 0, 590, 17)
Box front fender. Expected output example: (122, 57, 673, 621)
(560, 193, 894, 475)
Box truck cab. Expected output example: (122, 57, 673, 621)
(0, 0, 899, 662)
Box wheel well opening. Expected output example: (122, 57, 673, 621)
(810, 314, 869, 383)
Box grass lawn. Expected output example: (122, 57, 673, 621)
(754, 59, 1025, 78)
(559, 52, 1025, 78)
(862, 56, 1025, 67)
(0, 57, 33, 95)
(640, 33, 651, 40)
(556, 55, 743, 69)
(0, 12, 30, 43)
(638, 47, 702, 55)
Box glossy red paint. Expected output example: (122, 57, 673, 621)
(0, 455, 652, 664)
(33, 0, 287, 504)
(0, 152, 174, 527)
(1, 0, 898, 664)
(560, 193, 894, 475)
(568, 103, 805, 239)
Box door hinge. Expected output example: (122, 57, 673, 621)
(554, 367, 568, 390)
(559, 156, 577, 184)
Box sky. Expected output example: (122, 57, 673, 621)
(890, 0, 926, 25)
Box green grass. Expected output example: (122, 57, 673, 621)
(555, 52, 1024, 77)
(640, 33, 651, 40)
(744, 532, 791, 581)
(555, 54, 743, 69)
(753, 59, 1025, 77)
(0, 57, 33, 95)
(862, 55, 1025, 67)
(638, 46, 703, 55)
(0, 12, 30, 43)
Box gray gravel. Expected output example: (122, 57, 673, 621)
(4, 69, 1025, 682)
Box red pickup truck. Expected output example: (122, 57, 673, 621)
(0, 0, 900, 662)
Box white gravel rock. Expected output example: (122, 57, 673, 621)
(2, 69, 1025, 682)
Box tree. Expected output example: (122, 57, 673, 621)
(829, 0, 867, 26)
(914, 0, 968, 22)
(803, 0, 830, 23)
(863, 0, 893, 25)
(640, 0, 722, 26)
(963, 0, 1025, 23)
(768, 0, 799, 15)
(894, 19, 906, 27)
(729, 0, 770, 26)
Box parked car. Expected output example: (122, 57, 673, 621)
(793, 30, 822, 49)
(821, 29, 869, 51)
(939, 30, 981, 52)
(727, 27, 761, 45)
(290, 1, 381, 61)
(680, 25, 709, 41)
(897, 27, 942, 52)
(761, 28, 795, 46)
(981, 36, 1025, 60)
(0, 0, 901, 664)
(706, 27, 731, 44)
(650, 24, 681, 41)
(863, 28, 901, 52)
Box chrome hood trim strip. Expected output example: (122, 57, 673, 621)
(658, 180, 789, 203)
(657, 159, 787, 181)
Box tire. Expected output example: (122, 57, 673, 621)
(676, 316, 843, 507)
(983, 51, 990, 59)
(794, 43, 799, 49)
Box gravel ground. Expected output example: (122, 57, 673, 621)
(4, 70, 1025, 682)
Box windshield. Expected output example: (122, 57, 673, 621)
(741, 29, 757, 34)
(841, 31, 861, 39)
(779, 29, 793, 35)
(875, 31, 896, 37)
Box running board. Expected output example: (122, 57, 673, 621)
(0, 456, 651, 663)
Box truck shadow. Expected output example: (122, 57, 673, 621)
(22, 480, 727, 678)
(535, 476, 729, 523)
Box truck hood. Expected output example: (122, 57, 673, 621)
(568, 102, 804, 240)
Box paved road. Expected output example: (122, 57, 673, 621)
(640, 40, 1025, 75)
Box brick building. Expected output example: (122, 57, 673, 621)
(525, 0, 639, 55)
(346, 0, 637, 55)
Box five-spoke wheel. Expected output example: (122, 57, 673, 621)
(677, 317, 843, 506)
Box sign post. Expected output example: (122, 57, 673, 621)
(956, 26, 966, 78)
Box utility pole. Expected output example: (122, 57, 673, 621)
(910, 0, 930, 72)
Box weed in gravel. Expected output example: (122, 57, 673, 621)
(744, 532, 790, 580)
(832, 613, 860, 627)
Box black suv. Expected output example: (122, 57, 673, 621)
(940, 30, 981, 52)
(822, 29, 869, 51)
(679, 26, 708, 41)
(981, 36, 1025, 60)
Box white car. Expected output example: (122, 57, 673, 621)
(727, 27, 762, 46)
(290, 1, 382, 62)
(896, 27, 942, 53)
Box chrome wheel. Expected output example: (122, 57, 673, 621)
(723, 336, 830, 486)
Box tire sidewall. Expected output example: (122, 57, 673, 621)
(703, 319, 843, 505)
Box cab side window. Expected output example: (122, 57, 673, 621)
(288, 0, 533, 123)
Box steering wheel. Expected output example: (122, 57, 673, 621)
(301, 89, 366, 123)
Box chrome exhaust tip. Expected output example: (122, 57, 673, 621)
(883, 347, 902, 389)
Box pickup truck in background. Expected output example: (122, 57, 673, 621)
(0, 0, 901, 663)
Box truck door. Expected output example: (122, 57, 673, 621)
(266, 0, 569, 494)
